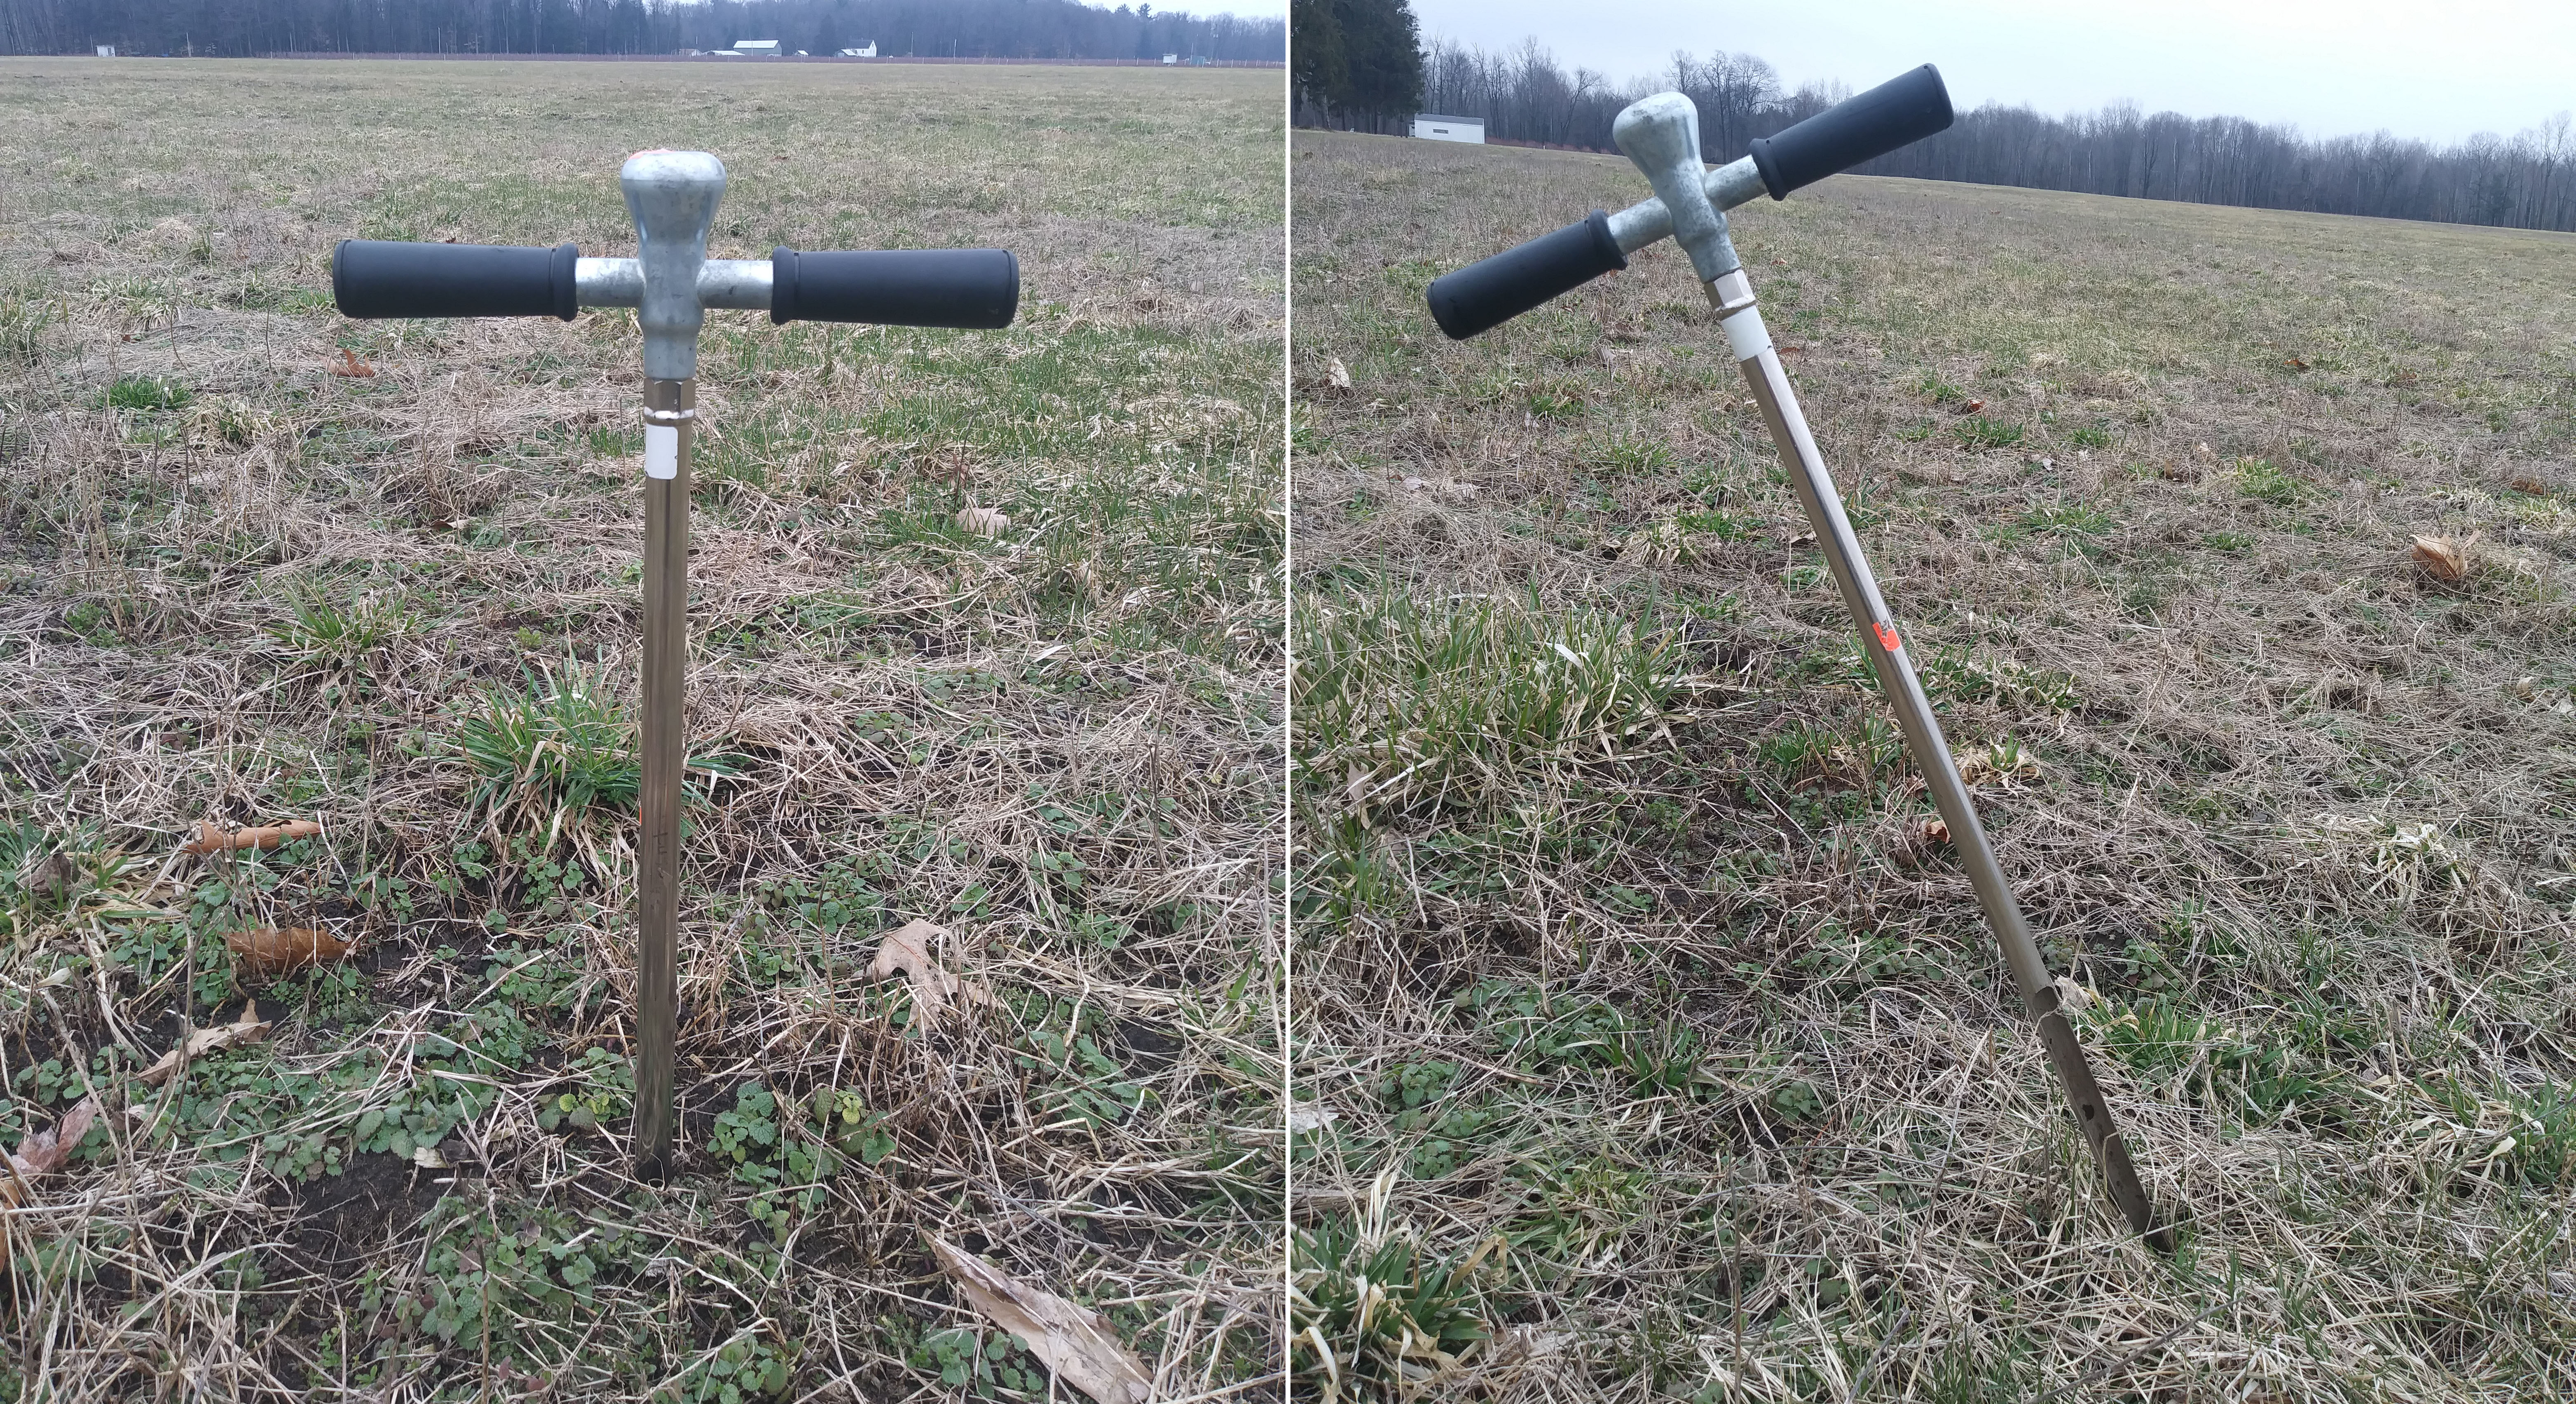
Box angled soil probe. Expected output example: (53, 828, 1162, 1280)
(333, 150, 1019, 1175)
(1426, 68, 2171, 1250)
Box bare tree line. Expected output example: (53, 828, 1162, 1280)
(1420, 41, 1841, 155)
(2, 0, 1285, 62)
(1876, 101, 2576, 232)
(1419, 40, 2576, 234)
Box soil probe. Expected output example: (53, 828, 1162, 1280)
(333, 150, 1018, 1175)
(1426, 68, 2171, 1250)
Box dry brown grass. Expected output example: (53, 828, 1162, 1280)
(1289, 131, 2576, 1401)
(0, 59, 1283, 1400)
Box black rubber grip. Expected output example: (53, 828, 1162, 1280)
(331, 240, 578, 321)
(1425, 211, 1627, 340)
(1747, 64, 1953, 200)
(769, 248, 1018, 328)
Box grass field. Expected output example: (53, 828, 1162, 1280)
(0, 59, 1283, 1400)
(1288, 131, 2576, 1400)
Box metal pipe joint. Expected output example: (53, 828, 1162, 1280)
(620, 150, 727, 380)
(574, 257, 774, 314)
(1611, 93, 1742, 291)
(1604, 154, 1767, 256)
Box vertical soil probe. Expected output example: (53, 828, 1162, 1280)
(333, 151, 1018, 1175)
(1425, 68, 2171, 1250)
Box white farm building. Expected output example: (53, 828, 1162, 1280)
(1411, 114, 1484, 143)
(730, 39, 781, 56)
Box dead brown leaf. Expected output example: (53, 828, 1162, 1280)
(1924, 818, 1951, 846)
(2411, 533, 2474, 582)
(1, 1092, 102, 1264)
(869, 920, 995, 1029)
(20, 851, 80, 903)
(227, 925, 353, 978)
(6, 1093, 100, 1184)
(1326, 356, 1352, 391)
(955, 505, 1011, 537)
(329, 346, 375, 378)
(181, 818, 322, 855)
(929, 1239, 1152, 1404)
(138, 1003, 272, 1086)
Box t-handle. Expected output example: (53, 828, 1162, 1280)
(1425, 67, 1954, 339)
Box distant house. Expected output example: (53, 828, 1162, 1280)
(1161, 54, 1178, 65)
(731, 39, 780, 56)
(841, 43, 877, 57)
(1412, 113, 1485, 143)
(95, 44, 116, 57)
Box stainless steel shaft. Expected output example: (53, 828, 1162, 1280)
(1712, 268, 2168, 1249)
(634, 376, 693, 1175)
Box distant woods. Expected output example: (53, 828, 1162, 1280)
(2, 0, 1286, 62)
(1349, 37, 2576, 236)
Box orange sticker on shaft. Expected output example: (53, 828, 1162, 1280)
(1872, 621, 1903, 653)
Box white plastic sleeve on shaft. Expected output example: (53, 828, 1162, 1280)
(1722, 303, 1772, 363)
(644, 423, 679, 480)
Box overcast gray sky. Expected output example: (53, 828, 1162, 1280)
(1410, 0, 2576, 147)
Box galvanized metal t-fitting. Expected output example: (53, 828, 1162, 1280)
(1612, 94, 1741, 295)
(621, 150, 726, 381)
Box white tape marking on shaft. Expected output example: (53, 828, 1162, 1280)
(644, 424, 678, 480)
(1722, 304, 1772, 363)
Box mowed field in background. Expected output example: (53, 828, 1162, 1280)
(0, 60, 1281, 1399)
(1290, 130, 2576, 1400)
